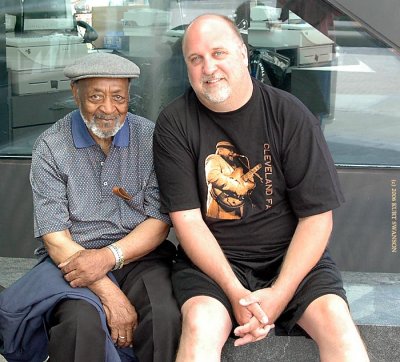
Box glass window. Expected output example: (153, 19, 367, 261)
(1, 0, 399, 166)
(244, 1, 400, 167)
(1, 1, 399, 324)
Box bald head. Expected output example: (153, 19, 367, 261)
(182, 14, 244, 54)
(181, 13, 253, 112)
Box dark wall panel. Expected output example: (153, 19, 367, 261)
(0, 159, 39, 257)
(0, 163, 399, 273)
(331, 168, 399, 273)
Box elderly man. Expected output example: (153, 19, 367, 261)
(0, 52, 180, 362)
(153, 14, 369, 362)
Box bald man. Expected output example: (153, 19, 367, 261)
(154, 14, 369, 362)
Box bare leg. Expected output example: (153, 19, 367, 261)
(297, 294, 369, 362)
(175, 295, 233, 362)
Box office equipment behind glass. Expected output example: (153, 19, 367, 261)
(2, 0, 88, 155)
(17, 0, 75, 33)
(6, 0, 83, 47)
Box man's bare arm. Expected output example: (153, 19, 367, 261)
(235, 211, 333, 345)
(54, 218, 169, 287)
(273, 210, 333, 300)
(42, 230, 138, 347)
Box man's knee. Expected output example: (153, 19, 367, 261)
(181, 296, 232, 336)
(50, 299, 103, 333)
(299, 294, 355, 339)
(157, 297, 181, 329)
(176, 295, 232, 359)
(299, 295, 369, 360)
(48, 299, 105, 361)
(310, 294, 350, 321)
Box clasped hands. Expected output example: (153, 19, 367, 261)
(232, 289, 279, 347)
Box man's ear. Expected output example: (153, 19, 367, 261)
(70, 82, 80, 106)
(241, 43, 249, 66)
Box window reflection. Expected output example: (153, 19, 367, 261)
(1, 0, 399, 167)
(2, 0, 91, 156)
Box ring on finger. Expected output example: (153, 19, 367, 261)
(118, 336, 126, 340)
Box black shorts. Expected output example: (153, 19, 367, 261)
(171, 249, 347, 336)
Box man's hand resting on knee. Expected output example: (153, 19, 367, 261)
(59, 248, 115, 287)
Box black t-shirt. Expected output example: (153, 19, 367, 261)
(153, 78, 344, 268)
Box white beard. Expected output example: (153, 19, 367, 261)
(200, 76, 232, 104)
(81, 111, 123, 139)
(203, 84, 231, 103)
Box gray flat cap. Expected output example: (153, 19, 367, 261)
(64, 52, 140, 81)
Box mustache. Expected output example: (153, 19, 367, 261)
(202, 75, 224, 82)
(93, 113, 119, 121)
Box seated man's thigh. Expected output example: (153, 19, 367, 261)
(172, 257, 233, 319)
(276, 253, 347, 335)
(117, 260, 180, 362)
(172, 259, 233, 340)
(118, 259, 179, 319)
(48, 299, 105, 360)
(49, 299, 103, 330)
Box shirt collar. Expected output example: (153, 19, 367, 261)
(71, 110, 130, 148)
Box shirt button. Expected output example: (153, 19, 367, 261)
(103, 182, 108, 186)
(100, 162, 104, 166)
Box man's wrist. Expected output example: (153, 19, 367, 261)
(270, 280, 295, 303)
(224, 281, 248, 301)
(106, 243, 125, 271)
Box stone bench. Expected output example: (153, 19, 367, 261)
(1, 258, 399, 362)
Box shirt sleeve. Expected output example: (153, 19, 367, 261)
(143, 164, 172, 225)
(279, 95, 345, 217)
(30, 137, 72, 238)
(153, 108, 201, 214)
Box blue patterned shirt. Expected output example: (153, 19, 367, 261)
(31, 110, 170, 255)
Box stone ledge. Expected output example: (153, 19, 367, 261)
(221, 324, 400, 362)
(222, 334, 318, 362)
(342, 271, 400, 327)
(0, 257, 37, 288)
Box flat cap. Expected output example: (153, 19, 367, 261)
(64, 52, 140, 81)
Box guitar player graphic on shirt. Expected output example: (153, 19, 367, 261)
(205, 141, 262, 220)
